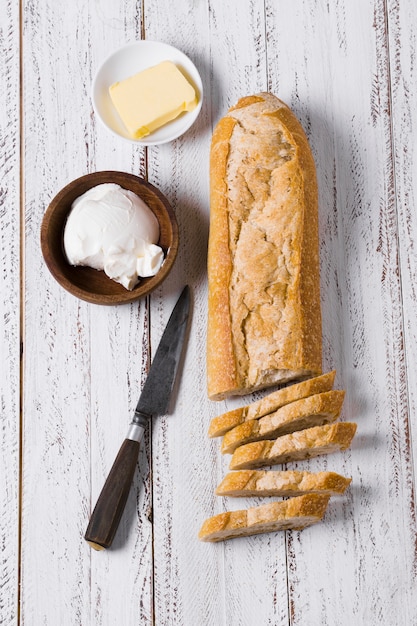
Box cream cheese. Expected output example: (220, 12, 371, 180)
(63, 183, 164, 290)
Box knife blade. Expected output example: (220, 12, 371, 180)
(85, 285, 191, 550)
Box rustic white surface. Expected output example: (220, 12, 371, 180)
(1, 0, 416, 624)
(0, 1, 20, 624)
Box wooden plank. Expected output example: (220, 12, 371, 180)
(86, 4, 154, 624)
(142, 0, 226, 622)
(144, 1, 290, 625)
(21, 2, 94, 618)
(21, 0, 153, 623)
(266, 0, 417, 624)
(388, 0, 417, 498)
(0, 1, 20, 624)
(143, 0, 226, 620)
(387, 0, 417, 620)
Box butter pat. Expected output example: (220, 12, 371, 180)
(109, 60, 198, 139)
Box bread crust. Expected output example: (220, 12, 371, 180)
(198, 493, 330, 542)
(208, 370, 336, 438)
(216, 469, 352, 497)
(221, 389, 345, 454)
(229, 422, 357, 470)
(207, 92, 322, 400)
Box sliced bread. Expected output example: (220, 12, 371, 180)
(221, 390, 345, 453)
(198, 493, 330, 542)
(216, 469, 352, 497)
(229, 422, 357, 470)
(208, 370, 336, 438)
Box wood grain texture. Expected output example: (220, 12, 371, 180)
(267, 1, 417, 624)
(2, 0, 416, 624)
(143, 1, 222, 623)
(21, 0, 152, 623)
(0, 1, 20, 624)
(388, 0, 417, 576)
(145, 1, 291, 625)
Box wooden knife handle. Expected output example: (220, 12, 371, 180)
(85, 438, 140, 550)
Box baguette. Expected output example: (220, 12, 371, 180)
(216, 469, 351, 497)
(230, 422, 357, 470)
(198, 493, 330, 542)
(221, 390, 345, 454)
(208, 370, 336, 437)
(207, 92, 322, 400)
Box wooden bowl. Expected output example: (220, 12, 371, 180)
(40, 171, 179, 305)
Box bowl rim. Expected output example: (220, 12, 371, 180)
(91, 40, 203, 146)
(40, 171, 179, 305)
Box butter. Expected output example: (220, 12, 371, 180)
(109, 60, 198, 139)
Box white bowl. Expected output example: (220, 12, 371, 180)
(92, 41, 203, 146)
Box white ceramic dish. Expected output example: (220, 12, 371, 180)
(92, 41, 203, 146)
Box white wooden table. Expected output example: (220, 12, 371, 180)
(2, 1, 417, 624)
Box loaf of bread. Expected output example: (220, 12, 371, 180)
(208, 370, 336, 437)
(221, 390, 345, 454)
(207, 92, 322, 400)
(216, 469, 351, 497)
(198, 493, 330, 542)
(230, 422, 357, 470)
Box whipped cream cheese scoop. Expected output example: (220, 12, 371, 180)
(63, 183, 164, 290)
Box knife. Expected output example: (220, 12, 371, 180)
(85, 285, 191, 550)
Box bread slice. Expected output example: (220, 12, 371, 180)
(216, 469, 352, 497)
(229, 422, 357, 470)
(208, 370, 337, 438)
(221, 390, 345, 454)
(207, 93, 322, 400)
(198, 493, 330, 542)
